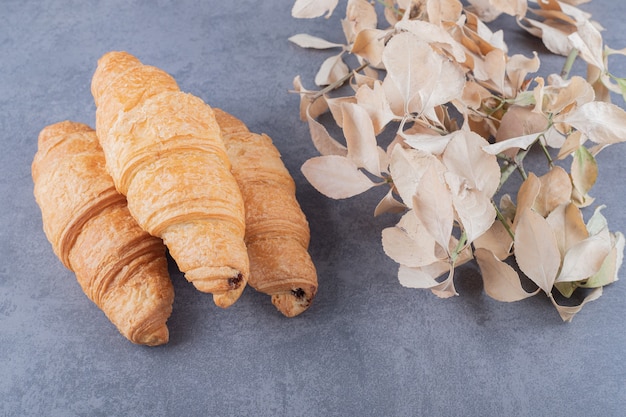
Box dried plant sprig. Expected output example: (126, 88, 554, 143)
(290, 0, 626, 321)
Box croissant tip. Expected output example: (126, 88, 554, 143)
(133, 325, 170, 346)
(271, 286, 317, 318)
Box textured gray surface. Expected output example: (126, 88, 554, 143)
(2, 1, 626, 416)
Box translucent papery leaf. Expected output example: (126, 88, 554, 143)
(549, 287, 603, 322)
(388, 145, 443, 207)
(484, 132, 539, 155)
(382, 73, 406, 117)
(473, 219, 514, 261)
(555, 227, 612, 283)
(305, 106, 347, 157)
(288, 33, 344, 49)
(343, 0, 378, 43)
(445, 172, 496, 243)
(412, 164, 454, 253)
(475, 248, 540, 302)
(374, 188, 406, 216)
(567, 20, 604, 70)
(395, 20, 467, 63)
(398, 263, 450, 290)
(293, 75, 329, 121)
(326, 95, 355, 128)
(571, 145, 598, 205)
(556, 101, 626, 145)
(382, 33, 439, 114)
(443, 130, 500, 198)
(355, 81, 396, 135)
(301, 155, 376, 199)
(351, 28, 387, 68)
(315, 53, 349, 86)
(506, 52, 540, 93)
(533, 166, 572, 217)
(493, 105, 549, 147)
(544, 75, 595, 114)
(514, 208, 562, 294)
(581, 231, 625, 288)
(382, 210, 441, 267)
(546, 203, 589, 257)
(342, 102, 382, 176)
(484, 48, 507, 95)
(512, 173, 540, 231)
(517, 17, 572, 56)
(292, 0, 339, 18)
(431, 268, 458, 299)
(402, 131, 452, 155)
(426, 0, 463, 25)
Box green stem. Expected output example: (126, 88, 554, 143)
(493, 202, 515, 240)
(560, 48, 579, 80)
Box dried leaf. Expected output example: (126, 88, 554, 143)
(571, 145, 597, 206)
(293, 75, 329, 121)
(342, 102, 382, 175)
(533, 166, 572, 217)
(292, 0, 339, 18)
(351, 28, 387, 68)
(473, 219, 514, 260)
(546, 203, 589, 257)
(544, 75, 595, 115)
(288, 33, 344, 49)
(513, 173, 541, 231)
(402, 130, 452, 155)
(442, 130, 500, 197)
(555, 228, 612, 283)
(550, 287, 603, 322)
(374, 188, 407, 216)
(517, 17, 573, 56)
(354, 81, 396, 134)
(395, 19, 466, 63)
(475, 248, 539, 302)
(567, 20, 604, 70)
(398, 263, 450, 290)
(388, 145, 443, 207)
(412, 164, 454, 252)
(426, 0, 463, 25)
(557, 101, 626, 146)
(315, 53, 349, 86)
(343, 0, 378, 43)
(301, 155, 376, 199)
(305, 105, 347, 157)
(382, 210, 441, 267)
(513, 208, 561, 294)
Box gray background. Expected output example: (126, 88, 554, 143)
(2, 1, 625, 416)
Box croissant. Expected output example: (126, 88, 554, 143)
(91, 51, 249, 308)
(213, 109, 318, 317)
(32, 121, 174, 346)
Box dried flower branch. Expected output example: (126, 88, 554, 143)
(290, 0, 626, 321)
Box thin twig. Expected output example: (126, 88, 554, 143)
(560, 48, 579, 80)
(311, 61, 369, 101)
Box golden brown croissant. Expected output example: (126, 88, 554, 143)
(32, 121, 174, 346)
(213, 109, 318, 317)
(91, 51, 249, 308)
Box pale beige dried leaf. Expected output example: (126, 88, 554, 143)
(315, 53, 349, 86)
(533, 166, 572, 217)
(517, 17, 573, 56)
(556, 131, 584, 160)
(460, 80, 493, 110)
(374, 188, 407, 216)
(445, 171, 496, 243)
(412, 164, 454, 252)
(395, 20, 467, 62)
(475, 248, 539, 302)
(426, 0, 463, 25)
(571, 145, 597, 204)
(513, 173, 541, 231)
(288, 33, 345, 49)
(351, 28, 387, 68)
(544, 75, 595, 114)
(326, 96, 356, 128)
(567, 20, 604, 70)
(402, 130, 452, 155)
(514, 207, 561, 294)
(556, 101, 626, 145)
(556, 227, 612, 283)
(431, 268, 458, 298)
(382, 210, 441, 267)
(506, 52, 540, 93)
(465, 0, 505, 22)
(388, 143, 445, 207)
(292, 0, 339, 18)
(355, 81, 396, 134)
(305, 105, 347, 157)
(549, 287, 603, 322)
(484, 48, 507, 94)
(484, 133, 539, 155)
(546, 203, 589, 257)
(581, 231, 625, 287)
(343, 0, 378, 43)
(473, 219, 513, 260)
(301, 155, 376, 199)
(443, 130, 500, 197)
(342, 102, 382, 175)
(293, 75, 329, 121)
(382, 73, 406, 117)
(558, 0, 591, 5)
(398, 263, 450, 290)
